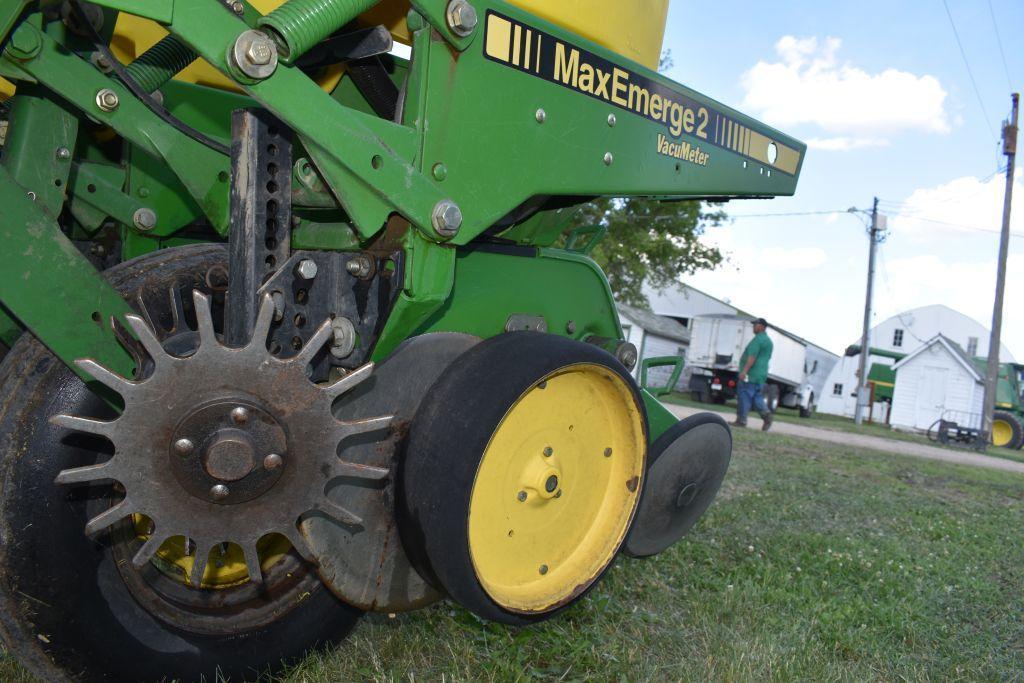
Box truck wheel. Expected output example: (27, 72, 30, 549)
(691, 390, 708, 403)
(765, 385, 781, 413)
(399, 332, 647, 625)
(991, 410, 1024, 449)
(799, 393, 814, 419)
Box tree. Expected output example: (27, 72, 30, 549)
(566, 50, 726, 306)
(569, 198, 725, 306)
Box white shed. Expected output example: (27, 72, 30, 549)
(617, 302, 690, 390)
(890, 335, 983, 432)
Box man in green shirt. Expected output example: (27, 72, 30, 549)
(735, 318, 774, 431)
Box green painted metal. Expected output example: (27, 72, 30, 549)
(0, 166, 136, 380)
(642, 389, 679, 441)
(564, 224, 608, 255)
(640, 355, 684, 398)
(0, 306, 21, 347)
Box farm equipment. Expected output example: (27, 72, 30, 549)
(0, 0, 804, 679)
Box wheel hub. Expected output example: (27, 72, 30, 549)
(53, 291, 394, 586)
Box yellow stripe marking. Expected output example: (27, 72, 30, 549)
(512, 24, 522, 66)
(485, 15, 512, 62)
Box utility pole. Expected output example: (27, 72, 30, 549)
(980, 93, 1019, 448)
(854, 198, 883, 426)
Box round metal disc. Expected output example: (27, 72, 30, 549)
(302, 333, 479, 612)
(623, 413, 732, 558)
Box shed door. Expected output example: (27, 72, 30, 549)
(914, 366, 948, 430)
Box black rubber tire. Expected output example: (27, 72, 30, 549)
(622, 412, 731, 558)
(991, 410, 1024, 450)
(0, 246, 360, 682)
(398, 332, 648, 626)
(711, 395, 727, 405)
(799, 394, 814, 419)
(765, 384, 781, 413)
(691, 390, 708, 404)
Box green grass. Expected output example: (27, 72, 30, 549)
(4, 432, 1023, 681)
(661, 392, 1024, 464)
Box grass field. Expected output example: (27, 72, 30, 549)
(3, 430, 1023, 681)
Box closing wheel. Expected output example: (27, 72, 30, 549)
(991, 410, 1023, 449)
(399, 332, 647, 624)
(0, 246, 361, 682)
(623, 412, 731, 558)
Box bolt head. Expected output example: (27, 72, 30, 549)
(246, 38, 273, 65)
(174, 438, 195, 456)
(56, 147, 71, 160)
(345, 255, 373, 279)
(230, 0, 244, 13)
(603, 152, 614, 166)
(133, 208, 157, 232)
(330, 316, 357, 359)
(604, 447, 613, 458)
(263, 453, 284, 470)
(446, 0, 478, 36)
(608, 113, 617, 127)
(566, 320, 577, 334)
(517, 490, 527, 502)
(210, 484, 230, 500)
(539, 564, 549, 575)
(231, 406, 250, 424)
(543, 446, 553, 457)
(432, 200, 463, 238)
(616, 342, 638, 369)
(9, 24, 41, 59)
(296, 259, 318, 280)
(96, 88, 119, 112)
(535, 108, 547, 124)
(233, 30, 278, 79)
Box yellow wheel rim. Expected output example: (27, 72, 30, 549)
(992, 419, 1014, 447)
(468, 364, 645, 613)
(133, 516, 290, 589)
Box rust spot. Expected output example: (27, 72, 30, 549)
(626, 476, 639, 493)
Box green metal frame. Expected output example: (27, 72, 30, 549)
(640, 355, 685, 398)
(0, 0, 804, 441)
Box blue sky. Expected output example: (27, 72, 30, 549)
(658, 0, 1023, 356)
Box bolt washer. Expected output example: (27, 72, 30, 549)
(52, 291, 393, 586)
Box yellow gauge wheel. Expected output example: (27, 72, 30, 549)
(992, 419, 1013, 447)
(468, 365, 644, 612)
(399, 332, 648, 624)
(990, 410, 1023, 449)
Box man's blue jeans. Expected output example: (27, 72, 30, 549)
(736, 381, 767, 422)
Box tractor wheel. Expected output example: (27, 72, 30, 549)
(991, 410, 1023, 450)
(399, 332, 647, 625)
(0, 246, 360, 682)
(623, 412, 731, 558)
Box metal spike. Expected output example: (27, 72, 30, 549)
(337, 415, 393, 441)
(50, 414, 113, 437)
(168, 286, 187, 334)
(84, 499, 131, 536)
(291, 319, 333, 368)
(125, 314, 168, 364)
(323, 363, 376, 399)
(331, 459, 390, 481)
(314, 500, 364, 527)
(243, 542, 263, 584)
(75, 359, 134, 395)
(55, 462, 117, 486)
(189, 541, 211, 588)
(250, 294, 277, 348)
(131, 533, 167, 569)
(191, 290, 217, 346)
(112, 319, 145, 373)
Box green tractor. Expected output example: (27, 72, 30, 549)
(0, 1, 803, 679)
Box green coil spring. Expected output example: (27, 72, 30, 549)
(257, 0, 379, 64)
(124, 35, 199, 94)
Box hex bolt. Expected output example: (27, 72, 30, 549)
(174, 438, 195, 456)
(555, 490, 563, 498)
(210, 484, 230, 500)
(294, 259, 318, 281)
(90, 52, 113, 73)
(230, 0, 245, 14)
(231, 406, 250, 425)
(133, 208, 158, 232)
(95, 88, 120, 112)
(445, 0, 479, 37)
(345, 255, 374, 279)
(270, 291, 286, 322)
(543, 446, 553, 457)
(432, 200, 463, 238)
(539, 564, 549, 575)
(535, 108, 547, 124)
(517, 490, 528, 502)
(545, 475, 559, 493)
(56, 147, 71, 161)
(263, 453, 284, 470)
(608, 113, 617, 127)
(603, 152, 614, 166)
(232, 29, 278, 80)
(330, 316, 357, 359)
(604, 447, 613, 458)
(566, 320, 577, 334)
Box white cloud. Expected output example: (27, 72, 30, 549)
(806, 137, 889, 152)
(757, 246, 828, 270)
(741, 36, 950, 148)
(889, 169, 1022, 240)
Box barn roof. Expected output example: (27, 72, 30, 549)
(616, 303, 691, 343)
(892, 334, 983, 382)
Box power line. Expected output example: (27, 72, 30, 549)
(941, 0, 997, 139)
(986, 0, 1014, 90)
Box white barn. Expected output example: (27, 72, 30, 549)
(889, 335, 983, 432)
(617, 302, 690, 390)
(818, 304, 1015, 419)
